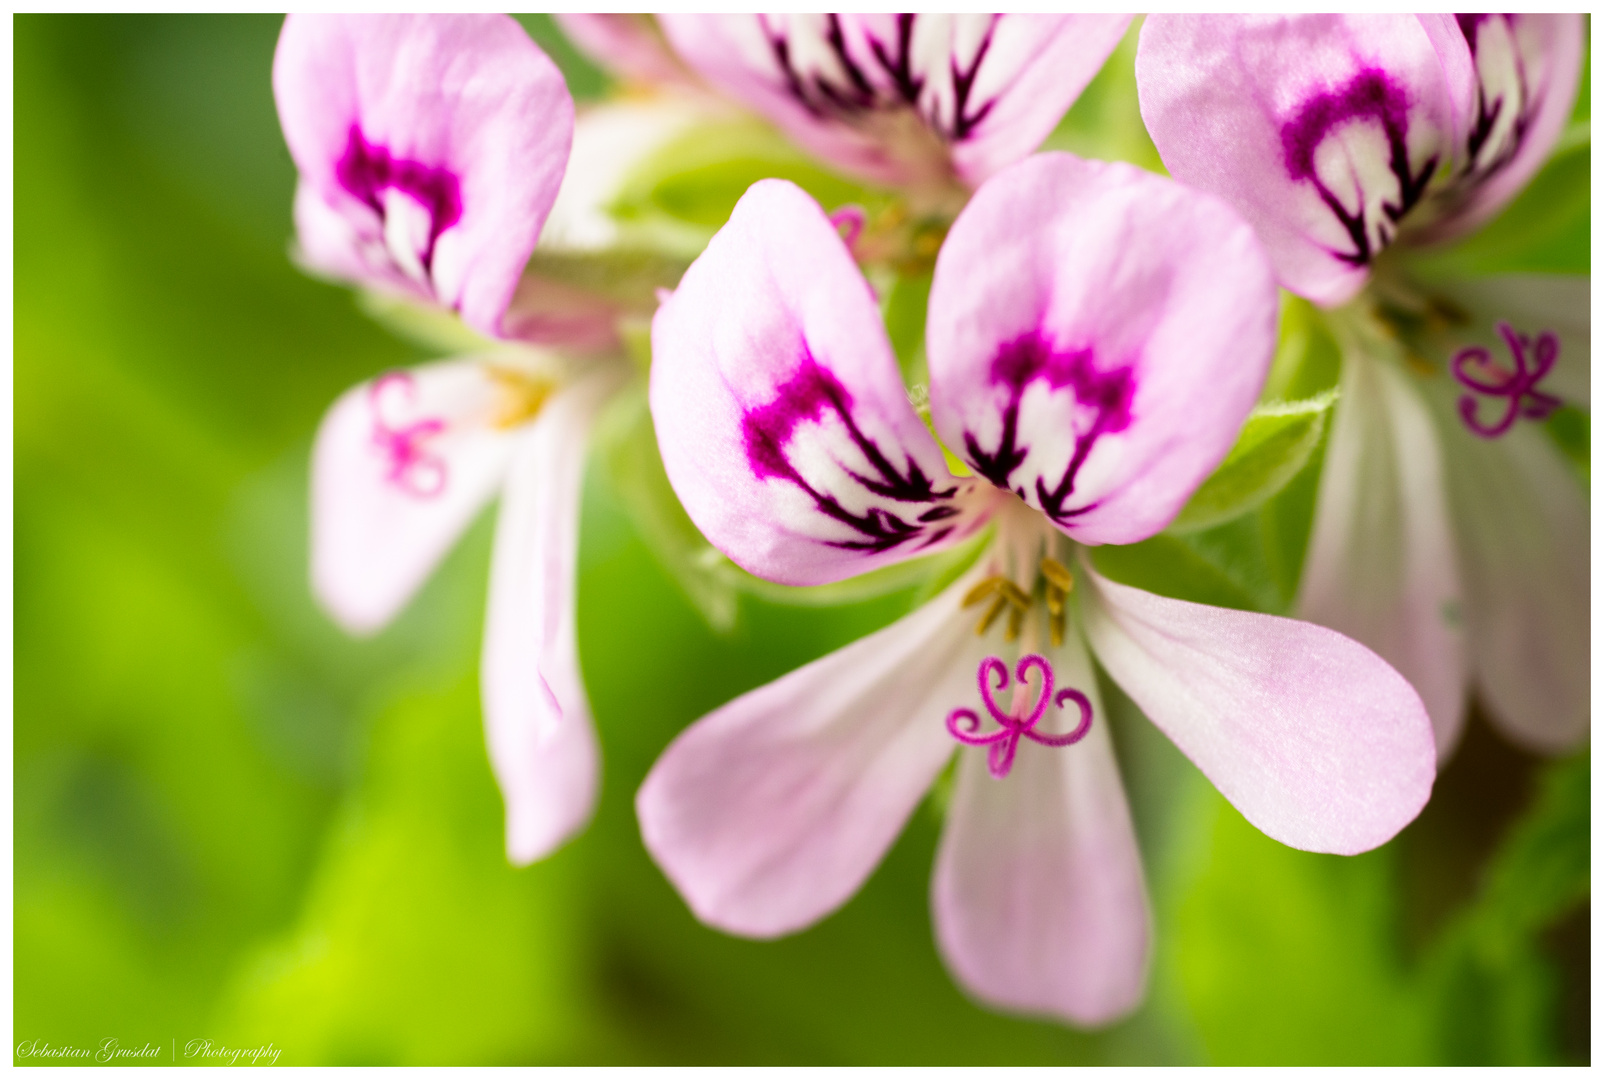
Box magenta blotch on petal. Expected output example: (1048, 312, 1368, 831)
(927, 154, 1278, 545)
(273, 14, 573, 337)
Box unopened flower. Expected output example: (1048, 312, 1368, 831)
(654, 15, 1132, 196)
(639, 159, 1435, 1025)
(276, 13, 665, 863)
(1138, 14, 1589, 756)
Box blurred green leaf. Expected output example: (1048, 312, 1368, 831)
(1169, 393, 1335, 534)
(1040, 17, 1164, 174)
(1176, 793, 1431, 1065)
(218, 676, 593, 1064)
(514, 14, 611, 103)
(1419, 752, 1589, 1065)
(1409, 137, 1590, 278)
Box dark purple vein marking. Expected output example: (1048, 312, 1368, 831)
(963, 331, 1134, 525)
(763, 14, 1002, 143)
(742, 350, 957, 554)
(1280, 68, 1437, 266)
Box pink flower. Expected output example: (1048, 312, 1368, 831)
(655, 15, 1132, 192)
(275, 14, 643, 863)
(639, 159, 1436, 1025)
(1138, 15, 1588, 756)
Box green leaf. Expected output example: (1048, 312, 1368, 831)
(1175, 791, 1431, 1065)
(1168, 392, 1335, 534)
(1408, 135, 1590, 278)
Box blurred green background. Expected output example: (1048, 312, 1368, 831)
(14, 14, 1589, 1065)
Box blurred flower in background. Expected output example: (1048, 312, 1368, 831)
(14, 12, 1591, 1066)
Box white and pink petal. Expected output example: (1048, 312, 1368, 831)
(273, 14, 573, 337)
(1082, 564, 1436, 856)
(311, 358, 532, 635)
(481, 373, 619, 864)
(650, 178, 984, 587)
(636, 572, 991, 938)
(933, 620, 1149, 1027)
(1298, 349, 1468, 758)
(926, 153, 1278, 547)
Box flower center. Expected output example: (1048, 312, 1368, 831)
(946, 653, 1093, 778)
(1450, 321, 1561, 438)
(368, 371, 448, 497)
(962, 555, 1074, 646)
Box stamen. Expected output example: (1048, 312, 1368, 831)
(368, 371, 448, 498)
(1451, 321, 1561, 438)
(963, 575, 1031, 638)
(484, 365, 555, 430)
(945, 654, 1093, 778)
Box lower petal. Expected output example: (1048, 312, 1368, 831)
(933, 621, 1150, 1026)
(636, 573, 991, 937)
(1434, 398, 1590, 753)
(1297, 348, 1468, 758)
(481, 373, 618, 864)
(311, 358, 519, 634)
(1082, 565, 1435, 856)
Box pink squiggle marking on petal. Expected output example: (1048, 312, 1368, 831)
(946, 653, 1093, 778)
(369, 371, 449, 498)
(1451, 322, 1562, 438)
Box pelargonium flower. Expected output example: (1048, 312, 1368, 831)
(276, 14, 651, 863)
(640, 160, 1436, 1025)
(1138, 14, 1588, 756)
(655, 15, 1133, 193)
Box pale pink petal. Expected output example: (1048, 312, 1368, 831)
(1431, 391, 1589, 754)
(554, 14, 696, 88)
(926, 153, 1278, 546)
(636, 574, 991, 937)
(1298, 350, 1467, 758)
(481, 374, 619, 865)
(650, 178, 986, 587)
(659, 15, 1126, 188)
(273, 14, 572, 337)
(1414, 15, 1585, 244)
(1136, 15, 1474, 305)
(933, 622, 1149, 1026)
(310, 359, 521, 635)
(1082, 565, 1436, 856)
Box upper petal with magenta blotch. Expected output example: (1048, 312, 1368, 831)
(1137, 15, 1473, 306)
(650, 178, 986, 587)
(274, 14, 572, 337)
(927, 153, 1278, 546)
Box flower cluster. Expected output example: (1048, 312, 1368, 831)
(272, 13, 1587, 1028)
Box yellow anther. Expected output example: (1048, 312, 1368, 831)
(996, 579, 1031, 610)
(1005, 603, 1025, 642)
(1045, 585, 1064, 617)
(1050, 609, 1066, 649)
(977, 594, 1009, 637)
(1040, 557, 1074, 593)
(485, 365, 554, 429)
(962, 577, 1004, 608)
